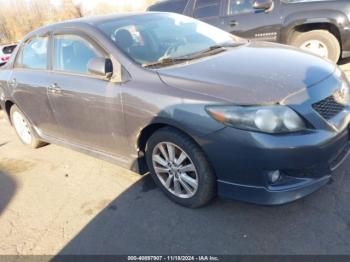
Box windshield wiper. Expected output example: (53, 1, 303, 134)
(143, 57, 194, 68)
(173, 42, 245, 61)
(143, 42, 244, 69)
(195, 42, 245, 55)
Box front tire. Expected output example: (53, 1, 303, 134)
(145, 127, 216, 208)
(291, 30, 340, 63)
(10, 105, 46, 149)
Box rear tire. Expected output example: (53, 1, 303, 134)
(10, 105, 46, 149)
(290, 30, 340, 63)
(145, 127, 216, 208)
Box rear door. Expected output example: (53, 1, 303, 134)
(220, 0, 282, 41)
(47, 30, 128, 157)
(9, 35, 60, 136)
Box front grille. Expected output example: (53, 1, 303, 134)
(312, 95, 345, 120)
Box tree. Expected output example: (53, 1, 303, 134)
(0, 0, 158, 44)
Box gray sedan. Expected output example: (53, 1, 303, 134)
(0, 12, 349, 208)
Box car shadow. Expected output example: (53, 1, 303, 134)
(0, 169, 17, 215)
(0, 142, 8, 147)
(55, 158, 350, 255)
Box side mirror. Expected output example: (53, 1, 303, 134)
(253, 0, 273, 10)
(87, 57, 113, 78)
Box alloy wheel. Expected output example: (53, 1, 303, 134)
(152, 142, 198, 198)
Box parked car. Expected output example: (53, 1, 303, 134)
(0, 13, 349, 208)
(147, 0, 350, 62)
(0, 44, 17, 66)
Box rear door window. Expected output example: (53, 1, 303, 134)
(15, 36, 48, 70)
(193, 0, 221, 18)
(3, 45, 16, 54)
(148, 0, 189, 14)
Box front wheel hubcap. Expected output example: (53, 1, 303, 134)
(152, 142, 198, 198)
(13, 111, 32, 144)
(300, 40, 329, 58)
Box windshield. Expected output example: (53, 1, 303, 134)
(97, 13, 244, 66)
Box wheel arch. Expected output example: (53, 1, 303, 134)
(288, 22, 341, 48)
(133, 122, 199, 175)
(281, 10, 344, 46)
(137, 121, 202, 153)
(4, 100, 14, 124)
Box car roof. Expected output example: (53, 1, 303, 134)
(24, 12, 164, 39)
(70, 12, 149, 25)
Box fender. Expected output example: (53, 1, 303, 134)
(280, 9, 349, 45)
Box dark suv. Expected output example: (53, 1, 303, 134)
(147, 0, 350, 62)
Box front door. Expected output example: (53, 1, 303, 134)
(191, 0, 224, 28)
(220, 0, 282, 42)
(47, 32, 128, 157)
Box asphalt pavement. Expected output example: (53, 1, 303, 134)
(0, 62, 350, 255)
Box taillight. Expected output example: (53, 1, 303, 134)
(1, 55, 10, 62)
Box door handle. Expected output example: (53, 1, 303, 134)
(8, 78, 17, 88)
(48, 83, 62, 94)
(229, 20, 238, 27)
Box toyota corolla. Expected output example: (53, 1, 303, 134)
(0, 12, 349, 208)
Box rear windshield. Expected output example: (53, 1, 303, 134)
(148, 0, 189, 14)
(2, 45, 16, 54)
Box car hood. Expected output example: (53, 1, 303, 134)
(156, 42, 336, 104)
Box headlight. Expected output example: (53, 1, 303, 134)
(206, 105, 306, 133)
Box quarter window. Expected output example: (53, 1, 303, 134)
(193, 0, 220, 18)
(53, 34, 102, 75)
(3, 45, 16, 54)
(15, 36, 48, 69)
(227, 0, 255, 15)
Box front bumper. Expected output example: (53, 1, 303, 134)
(218, 141, 350, 205)
(217, 175, 331, 205)
(200, 125, 349, 205)
(196, 71, 350, 205)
